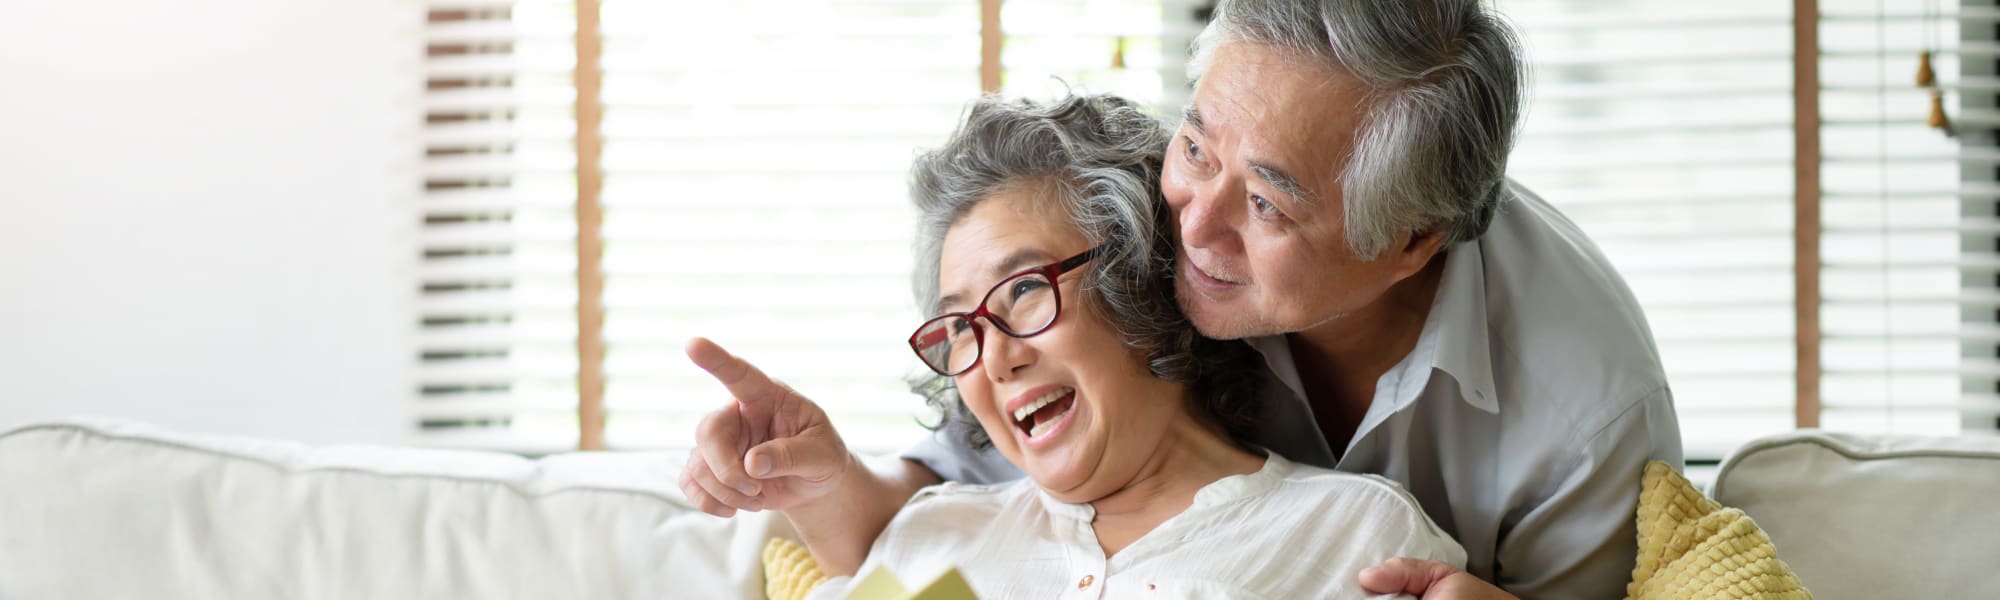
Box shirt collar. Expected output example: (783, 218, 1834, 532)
(1424, 238, 1500, 413)
(1032, 453, 1289, 523)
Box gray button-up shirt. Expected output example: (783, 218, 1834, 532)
(904, 182, 1684, 600)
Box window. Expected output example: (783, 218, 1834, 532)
(418, 1, 583, 452)
(413, 0, 1994, 455)
(591, 0, 981, 453)
(415, 0, 1177, 453)
(1498, 0, 1989, 458)
(1814, 0, 1974, 438)
(1499, 0, 1801, 459)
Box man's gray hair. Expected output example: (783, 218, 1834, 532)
(907, 93, 1262, 449)
(1189, 0, 1524, 258)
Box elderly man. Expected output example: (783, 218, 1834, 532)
(680, 1, 1681, 598)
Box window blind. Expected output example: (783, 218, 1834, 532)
(417, 0, 584, 452)
(1498, 0, 1801, 459)
(589, 0, 982, 453)
(1954, 1, 2000, 435)
(998, 0, 1184, 110)
(1815, 0, 1978, 438)
(414, 1, 1998, 453)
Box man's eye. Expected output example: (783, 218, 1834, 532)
(1183, 137, 1204, 163)
(1251, 195, 1284, 219)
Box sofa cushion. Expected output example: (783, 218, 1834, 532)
(1711, 430, 2000, 600)
(0, 417, 781, 599)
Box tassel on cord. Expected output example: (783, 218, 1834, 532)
(1929, 89, 1952, 130)
(1915, 4, 1952, 135)
(1916, 50, 1936, 87)
(1111, 36, 1127, 70)
(1916, 51, 1951, 135)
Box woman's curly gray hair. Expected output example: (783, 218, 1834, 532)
(908, 93, 1263, 449)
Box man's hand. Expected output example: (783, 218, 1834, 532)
(1359, 558, 1517, 600)
(678, 337, 856, 517)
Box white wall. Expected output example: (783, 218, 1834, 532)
(0, 0, 417, 443)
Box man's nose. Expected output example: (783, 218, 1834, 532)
(1179, 177, 1237, 250)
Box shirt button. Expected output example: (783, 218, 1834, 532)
(1078, 574, 1094, 589)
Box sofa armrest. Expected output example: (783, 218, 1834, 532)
(1712, 430, 2000, 600)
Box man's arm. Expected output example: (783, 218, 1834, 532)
(1496, 385, 1682, 599)
(1361, 386, 1681, 600)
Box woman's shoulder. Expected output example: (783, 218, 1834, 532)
(907, 478, 1032, 507)
(1261, 456, 1449, 535)
(1271, 455, 1414, 501)
(889, 478, 1041, 529)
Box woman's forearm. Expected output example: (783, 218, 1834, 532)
(780, 455, 942, 576)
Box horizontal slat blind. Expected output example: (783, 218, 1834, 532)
(1816, 0, 1974, 438)
(1960, 0, 2000, 435)
(1500, 0, 1799, 459)
(998, 0, 1175, 108)
(593, 0, 980, 452)
(417, 1, 583, 452)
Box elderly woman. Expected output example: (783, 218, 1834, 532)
(735, 93, 1462, 598)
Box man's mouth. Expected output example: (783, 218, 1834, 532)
(1010, 387, 1077, 439)
(1184, 258, 1245, 289)
(1180, 246, 1246, 287)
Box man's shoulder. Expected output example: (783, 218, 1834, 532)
(1476, 184, 1671, 431)
(1480, 183, 1652, 335)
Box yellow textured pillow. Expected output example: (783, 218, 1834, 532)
(764, 537, 830, 600)
(1626, 461, 1811, 600)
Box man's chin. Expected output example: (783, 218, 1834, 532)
(1176, 285, 1268, 341)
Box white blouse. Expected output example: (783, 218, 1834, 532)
(810, 453, 1465, 599)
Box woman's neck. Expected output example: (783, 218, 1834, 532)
(1086, 417, 1263, 557)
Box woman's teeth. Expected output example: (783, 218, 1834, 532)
(1012, 388, 1072, 423)
(1012, 387, 1075, 439)
(1028, 416, 1063, 439)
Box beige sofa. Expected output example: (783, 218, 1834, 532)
(2, 418, 1994, 599)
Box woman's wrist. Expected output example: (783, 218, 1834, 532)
(779, 455, 936, 576)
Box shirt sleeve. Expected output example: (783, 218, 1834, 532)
(897, 421, 1024, 485)
(1494, 385, 1683, 600)
(1299, 477, 1467, 600)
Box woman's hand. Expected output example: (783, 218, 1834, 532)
(678, 337, 856, 517)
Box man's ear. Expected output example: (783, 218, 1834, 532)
(1388, 229, 1450, 280)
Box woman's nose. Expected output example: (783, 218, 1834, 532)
(978, 326, 1034, 382)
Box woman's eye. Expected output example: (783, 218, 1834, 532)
(1009, 278, 1050, 300)
(949, 319, 973, 336)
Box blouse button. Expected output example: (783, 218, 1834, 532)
(1078, 574, 1094, 589)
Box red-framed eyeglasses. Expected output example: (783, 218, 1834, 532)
(908, 245, 1103, 376)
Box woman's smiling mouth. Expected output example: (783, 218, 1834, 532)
(1008, 386, 1077, 441)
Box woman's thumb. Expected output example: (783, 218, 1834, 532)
(744, 434, 837, 480)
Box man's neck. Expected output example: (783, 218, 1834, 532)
(1286, 252, 1450, 453)
(1087, 417, 1261, 557)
